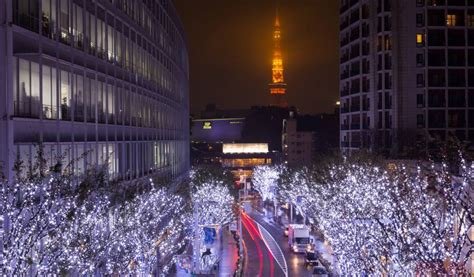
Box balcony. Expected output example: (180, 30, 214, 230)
(350, 105, 360, 112)
(13, 10, 39, 34)
(350, 69, 360, 77)
(351, 123, 361, 130)
(350, 87, 361, 94)
(351, 141, 361, 148)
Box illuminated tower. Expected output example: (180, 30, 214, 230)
(269, 7, 287, 107)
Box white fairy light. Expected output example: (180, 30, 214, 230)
(254, 157, 473, 275)
(1, 177, 191, 275)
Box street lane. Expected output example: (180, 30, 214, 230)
(248, 208, 313, 277)
(241, 212, 285, 276)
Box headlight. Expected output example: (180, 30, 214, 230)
(293, 245, 298, 251)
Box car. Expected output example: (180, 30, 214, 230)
(283, 226, 289, 237)
(304, 250, 318, 267)
(312, 266, 329, 277)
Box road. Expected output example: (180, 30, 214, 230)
(241, 204, 313, 277)
(249, 209, 313, 277)
(241, 211, 285, 276)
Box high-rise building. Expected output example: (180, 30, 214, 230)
(0, 0, 190, 181)
(269, 8, 287, 107)
(340, 0, 474, 156)
(282, 114, 316, 167)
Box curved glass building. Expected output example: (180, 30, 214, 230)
(0, 0, 189, 181)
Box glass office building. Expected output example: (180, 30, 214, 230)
(0, 0, 190, 181)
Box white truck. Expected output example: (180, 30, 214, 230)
(288, 224, 312, 253)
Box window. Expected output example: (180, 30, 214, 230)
(428, 10, 445, 26)
(448, 69, 465, 87)
(446, 14, 457, 26)
(448, 110, 465, 128)
(417, 53, 425, 66)
(469, 70, 474, 86)
(385, 73, 392, 89)
(417, 114, 425, 127)
(384, 16, 391, 31)
(428, 90, 446, 107)
(417, 94, 425, 107)
(469, 90, 474, 107)
(468, 14, 474, 27)
(417, 33, 425, 46)
(428, 30, 445, 46)
(417, 0, 425, 6)
(469, 50, 474, 66)
(428, 69, 446, 87)
(384, 35, 392, 50)
(417, 73, 425, 87)
(42, 64, 58, 119)
(60, 70, 70, 120)
(448, 90, 465, 107)
(428, 110, 446, 128)
(448, 49, 465, 66)
(428, 49, 445, 66)
(416, 13, 424, 27)
(448, 29, 465, 46)
(469, 30, 474, 46)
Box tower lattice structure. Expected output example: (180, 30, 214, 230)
(269, 8, 287, 107)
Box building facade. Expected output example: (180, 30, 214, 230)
(282, 117, 316, 167)
(0, 0, 190, 181)
(340, 0, 474, 155)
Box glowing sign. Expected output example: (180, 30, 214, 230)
(203, 122, 212, 129)
(222, 143, 269, 154)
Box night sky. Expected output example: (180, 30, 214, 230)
(173, 0, 340, 115)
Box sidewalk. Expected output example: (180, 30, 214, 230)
(218, 228, 239, 276)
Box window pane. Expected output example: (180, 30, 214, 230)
(60, 70, 70, 120)
(18, 59, 30, 116)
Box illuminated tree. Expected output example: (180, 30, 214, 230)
(0, 177, 76, 275)
(252, 165, 281, 202)
(1, 177, 192, 275)
(263, 157, 473, 275)
(191, 180, 235, 227)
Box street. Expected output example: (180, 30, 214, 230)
(241, 202, 313, 277)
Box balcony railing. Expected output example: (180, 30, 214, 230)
(351, 124, 361, 130)
(14, 101, 41, 118)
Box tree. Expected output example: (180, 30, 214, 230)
(252, 165, 281, 202)
(259, 155, 473, 275)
